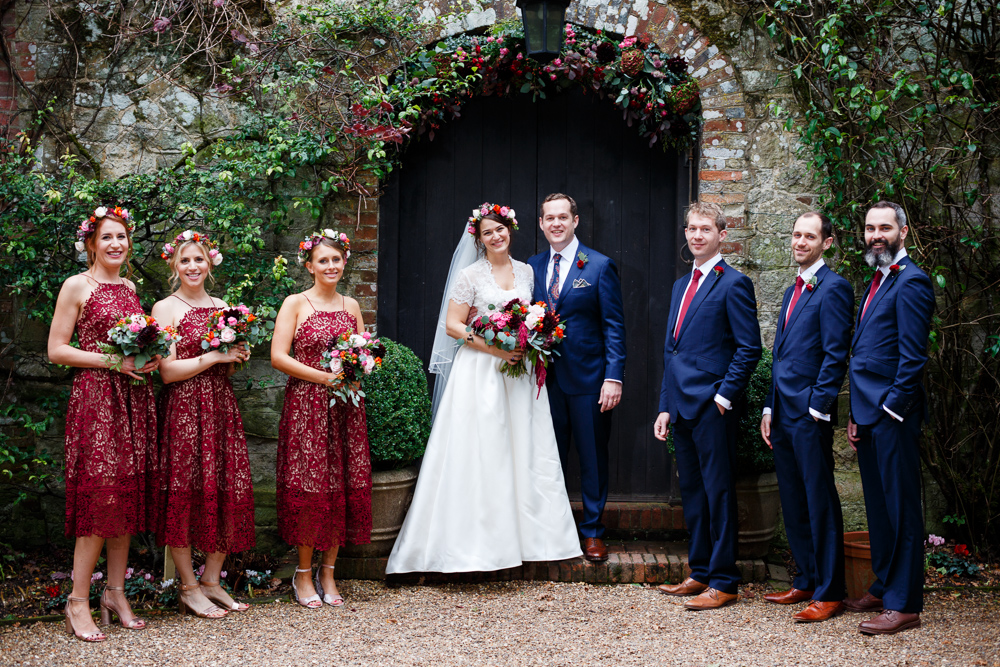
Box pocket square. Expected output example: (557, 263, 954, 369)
(572, 278, 592, 288)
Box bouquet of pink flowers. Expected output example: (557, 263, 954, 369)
(465, 299, 567, 396)
(200, 304, 275, 354)
(100, 313, 181, 383)
(320, 331, 387, 407)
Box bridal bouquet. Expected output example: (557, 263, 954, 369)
(321, 331, 387, 407)
(466, 299, 567, 395)
(100, 314, 181, 383)
(200, 304, 275, 354)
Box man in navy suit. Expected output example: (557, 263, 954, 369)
(844, 201, 934, 635)
(653, 202, 761, 610)
(528, 193, 626, 562)
(760, 212, 853, 622)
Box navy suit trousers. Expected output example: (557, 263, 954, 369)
(546, 365, 611, 539)
(771, 399, 845, 601)
(672, 408, 741, 593)
(856, 413, 925, 613)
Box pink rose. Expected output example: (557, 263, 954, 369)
(303, 241, 313, 250)
(220, 328, 236, 343)
(129, 322, 143, 333)
(500, 206, 509, 216)
(210, 338, 221, 348)
(227, 316, 238, 325)
(362, 331, 371, 340)
(329, 357, 343, 375)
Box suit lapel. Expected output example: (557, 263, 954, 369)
(779, 265, 827, 350)
(556, 244, 587, 308)
(666, 278, 687, 343)
(676, 261, 724, 342)
(774, 285, 795, 351)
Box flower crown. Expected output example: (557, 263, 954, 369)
(161, 230, 223, 266)
(74, 206, 132, 253)
(467, 202, 518, 237)
(298, 229, 351, 264)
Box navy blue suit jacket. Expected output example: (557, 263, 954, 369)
(658, 260, 762, 420)
(765, 264, 853, 420)
(849, 256, 935, 425)
(528, 244, 627, 395)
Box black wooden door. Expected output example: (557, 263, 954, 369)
(378, 88, 691, 501)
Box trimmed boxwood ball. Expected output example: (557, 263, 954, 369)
(735, 348, 775, 476)
(363, 338, 431, 471)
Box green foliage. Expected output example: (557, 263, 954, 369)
(925, 551, 981, 578)
(747, 0, 1000, 557)
(363, 338, 431, 471)
(736, 349, 775, 476)
(0, 398, 63, 506)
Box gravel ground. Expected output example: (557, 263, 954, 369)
(1, 581, 997, 666)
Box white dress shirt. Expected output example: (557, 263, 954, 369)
(545, 236, 580, 296)
(763, 257, 830, 422)
(546, 236, 620, 386)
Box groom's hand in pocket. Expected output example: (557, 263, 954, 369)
(653, 412, 670, 441)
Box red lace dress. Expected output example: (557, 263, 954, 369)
(63, 283, 158, 538)
(155, 306, 256, 553)
(277, 308, 372, 550)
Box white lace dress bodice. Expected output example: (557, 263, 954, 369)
(449, 258, 535, 313)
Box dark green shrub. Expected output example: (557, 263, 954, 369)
(736, 348, 774, 476)
(363, 338, 431, 471)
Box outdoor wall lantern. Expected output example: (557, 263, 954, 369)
(516, 0, 571, 62)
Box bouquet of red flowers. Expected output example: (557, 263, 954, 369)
(320, 331, 387, 406)
(200, 304, 275, 354)
(465, 299, 567, 396)
(100, 313, 181, 384)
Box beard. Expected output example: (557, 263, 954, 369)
(864, 235, 901, 268)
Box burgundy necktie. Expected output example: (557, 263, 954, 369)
(548, 253, 562, 304)
(783, 276, 805, 330)
(674, 268, 702, 340)
(861, 270, 883, 322)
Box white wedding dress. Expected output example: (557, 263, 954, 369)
(386, 258, 582, 573)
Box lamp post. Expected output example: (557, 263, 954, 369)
(515, 0, 571, 63)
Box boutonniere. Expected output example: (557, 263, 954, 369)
(576, 251, 588, 269)
(889, 264, 905, 276)
(805, 276, 818, 292)
(713, 266, 724, 277)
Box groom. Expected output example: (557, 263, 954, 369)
(528, 193, 627, 562)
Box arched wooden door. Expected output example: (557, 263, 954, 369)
(378, 87, 692, 501)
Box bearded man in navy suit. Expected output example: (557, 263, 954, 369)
(528, 193, 627, 563)
(760, 212, 853, 622)
(653, 202, 761, 610)
(844, 201, 934, 635)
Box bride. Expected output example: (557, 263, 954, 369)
(386, 203, 582, 573)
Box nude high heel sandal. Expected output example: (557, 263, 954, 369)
(65, 596, 107, 642)
(292, 567, 322, 609)
(100, 585, 147, 629)
(177, 582, 228, 619)
(314, 564, 344, 607)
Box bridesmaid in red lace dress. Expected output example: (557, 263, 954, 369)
(150, 231, 255, 619)
(271, 230, 372, 609)
(47, 207, 158, 642)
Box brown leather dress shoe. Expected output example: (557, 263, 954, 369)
(582, 538, 608, 562)
(683, 588, 739, 610)
(794, 601, 845, 622)
(858, 610, 921, 635)
(763, 587, 814, 605)
(657, 577, 709, 597)
(843, 592, 884, 612)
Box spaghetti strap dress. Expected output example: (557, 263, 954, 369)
(63, 282, 158, 538)
(155, 301, 256, 553)
(276, 297, 372, 550)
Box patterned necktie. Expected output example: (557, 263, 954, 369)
(861, 270, 883, 322)
(548, 253, 562, 305)
(674, 268, 702, 340)
(784, 275, 805, 330)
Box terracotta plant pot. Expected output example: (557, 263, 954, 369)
(844, 530, 877, 599)
(340, 465, 419, 558)
(735, 471, 781, 558)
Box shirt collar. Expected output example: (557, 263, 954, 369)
(877, 248, 909, 277)
(797, 258, 827, 282)
(550, 236, 580, 263)
(693, 253, 723, 275)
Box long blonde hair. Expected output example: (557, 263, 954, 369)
(167, 240, 217, 289)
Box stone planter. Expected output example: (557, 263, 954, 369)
(340, 464, 419, 558)
(735, 471, 781, 559)
(844, 531, 877, 599)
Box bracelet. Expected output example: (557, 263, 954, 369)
(467, 333, 474, 344)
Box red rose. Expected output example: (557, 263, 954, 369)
(889, 264, 901, 275)
(713, 266, 724, 276)
(805, 283, 814, 292)
(576, 260, 584, 269)
(955, 544, 970, 557)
